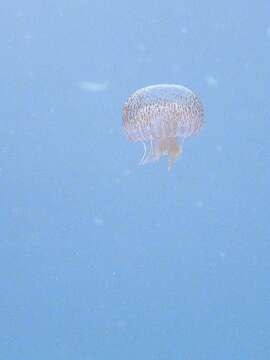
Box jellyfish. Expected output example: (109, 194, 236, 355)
(122, 84, 204, 170)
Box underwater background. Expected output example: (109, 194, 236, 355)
(1, 0, 270, 359)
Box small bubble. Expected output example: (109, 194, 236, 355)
(181, 27, 188, 34)
(216, 145, 223, 152)
(196, 200, 204, 208)
(93, 216, 104, 226)
(24, 33, 34, 42)
(172, 64, 180, 73)
(219, 251, 226, 258)
(205, 75, 218, 88)
(115, 319, 127, 331)
(11, 207, 23, 215)
(138, 43, 146, 52)
(121, 169, 131, 177)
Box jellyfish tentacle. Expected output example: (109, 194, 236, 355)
(141, 140, 161, 165)
(141, 141, 153, 165)
(139, 142, 147, 165)
(150, 139, 154, 156)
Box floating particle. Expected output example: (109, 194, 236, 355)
(79, 81, 109, 92)
(205, 75, 218, 88)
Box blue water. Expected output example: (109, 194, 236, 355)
(1, 1, 270, 359)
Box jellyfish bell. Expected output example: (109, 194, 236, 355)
(122, 84, 204, 170)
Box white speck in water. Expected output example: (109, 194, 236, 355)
(79, 81, 109, 92)
(116, 319, 127, 331)
(138, 43, 146, 52)
(181, 27, 188, 34)
(172, 64, 180, 73)
(219, 251, 226, 258)
(121, 169, 131, 177)
(196, 200, 204, 208)
(205, 75, 218, 88)
(93, 216, 104, 226)
(216, 145, 223, 152)
(24, 33, 34, 42)
(244, 62, 250, 70)
(11, 207, 23, 216)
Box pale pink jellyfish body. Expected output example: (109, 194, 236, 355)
(122, 84, 204, 170)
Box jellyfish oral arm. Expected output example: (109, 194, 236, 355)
(139, 140, 159, 165)
(165, 137, 182, 171)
